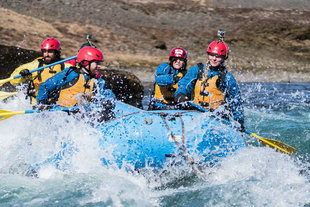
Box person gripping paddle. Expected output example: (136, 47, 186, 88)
(3, 38, 74, 103)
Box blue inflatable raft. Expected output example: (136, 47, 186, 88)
(96, 102, 245, 169)
(35, 101, 246, 170)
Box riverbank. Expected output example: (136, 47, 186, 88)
(0, 0, 309, 84)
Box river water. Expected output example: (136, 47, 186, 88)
(0, 82, 309, 207)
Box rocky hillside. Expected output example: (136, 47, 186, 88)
(0, 0, 309, 84)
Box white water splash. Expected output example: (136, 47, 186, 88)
(1, 89, 310, 206)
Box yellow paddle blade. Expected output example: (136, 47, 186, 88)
(0, 91, 18, 101)
(251, 133, 297, 155)
(263, 138, 297, 155)
(0, 110, 26, 121)
(0, 77, 13, 87)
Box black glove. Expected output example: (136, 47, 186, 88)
(97, 110, 115, 122)
(173, 75, 181, 83)
(175, 101, 191, 110)
(176, 93, 187, 103)
(35, 100, 51, 111)
(96, 100, 115, 122)
(101, 100, 115, 111)
(19, 69, 31, 77)
(237, 119, 245, 132)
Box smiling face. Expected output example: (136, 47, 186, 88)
(208, 53, 224, 67)
(171, 58, 185, 70)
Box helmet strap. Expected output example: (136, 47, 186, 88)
(80, 61, 97, 78)
(79, 61, 90, 73)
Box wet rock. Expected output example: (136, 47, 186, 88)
(100, 69, 144, 108)
(0, 45, 41, 79)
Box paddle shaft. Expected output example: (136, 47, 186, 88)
(13, 55, 77, 79)
(0, 55, 77, 86)
(0, 106, 79, 121)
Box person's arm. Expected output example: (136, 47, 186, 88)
(225, 73, 245, 124)
(36, 68, 73, 103)
(175, 64, 200, 100)
(92, 78, 116, 110)
(155, 63, 176, 86)
(94, 78, 116, 101)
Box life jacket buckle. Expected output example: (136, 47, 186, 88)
(199, 102, 210, 107)
(200, 91, 209, 96)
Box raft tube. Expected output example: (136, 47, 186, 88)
(97, 102, 245, 169)
(35, 102, 246, 170)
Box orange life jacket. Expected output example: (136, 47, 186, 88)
(57, 73, 94, 107)
(154, 71, 185, 105)
(32, 58, 65, 97)
(193, 63, 226, 110)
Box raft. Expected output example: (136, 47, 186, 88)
(97, 102, 245, 169)
(35, 101, 246, 170)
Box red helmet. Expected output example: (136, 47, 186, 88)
(169, 47, 187, 60)
(77, 47, 103, 66)
(207, 41, 229, 59)
(41, 38, 61, 51)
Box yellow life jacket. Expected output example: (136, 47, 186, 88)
(193, 63, 226, 110)
(154, 71, 185, 105)
(57, 73, 94, 107)
(32, 59, 65, 97)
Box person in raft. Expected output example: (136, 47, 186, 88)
(9, 38, 73, 103)
(148, 47, 188, 110)
(175, 31, 245, 131)
(36, 46, 116, 123)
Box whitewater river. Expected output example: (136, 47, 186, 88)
(0, 82, 309, 206)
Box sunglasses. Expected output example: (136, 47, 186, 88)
(82, 60, 102, 66)
(208, 53, 224, 58)
(171, 57, 185, 62)
(41, 49, 56, 53)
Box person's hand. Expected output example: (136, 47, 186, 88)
(173, 75, 181, 83)
(35, 100, 51, 111)
(101, 100, 115, 111)
(97, 100, 115, 122)
(176, 93, 187, 103)
(19, 69, 31, 77)
(237, 119, 245, 132)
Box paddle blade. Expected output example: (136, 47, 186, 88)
(0, 110, 26, 121)
(0, 77, 13, 87)
(262, 137, 297, 155)
(0, 91, 18, 101)
(251, 133, 297, 155)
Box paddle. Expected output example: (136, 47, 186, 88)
(0, 55, 77, 87)
(0, 106, 79, 121)
(187, 102, 297, 155)
(0, 91, 18, 101)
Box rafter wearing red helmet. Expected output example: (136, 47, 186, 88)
(36, 46, 115, 123)
(149, 47, 188, 110)
(9, 38, 72, 103)
(175, 33, 245, 132)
